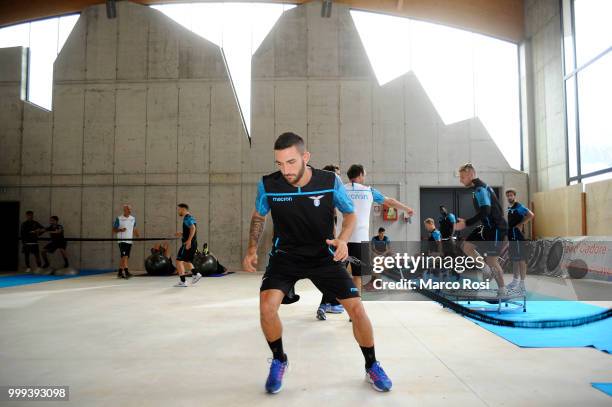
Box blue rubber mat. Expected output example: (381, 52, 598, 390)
(465, 300, 612, 354)
(0, 269, 114, 288)
(591, 383, 612, 396)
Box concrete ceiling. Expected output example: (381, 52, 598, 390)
(0, 0, 524, 43)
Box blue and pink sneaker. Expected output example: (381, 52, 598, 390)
(365, 361, 392, 392)
(265, 359, 288, 394)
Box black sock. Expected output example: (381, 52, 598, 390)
(180, 275, 186, 282)
(125, 268, 129, 274)
(43, 262, 49, 268)
(360, 346, 377, 369)
(267, 338, 287, 362)
(63, 258, 69, 268)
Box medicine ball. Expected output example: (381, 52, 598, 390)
(145, 253, 173, 276)
(193, 252, 218, 276)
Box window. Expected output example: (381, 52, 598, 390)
(0, 15, 79, 110)
(562, 0, 612, 183)
(351, 10, 521, 170)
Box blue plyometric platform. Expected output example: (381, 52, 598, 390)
(464, 300, 612, 354)
(0, 269, 114, 288)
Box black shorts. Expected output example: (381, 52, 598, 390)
(348, 242, 368, 276)
(441, 239, 457, 257)
(466, 225, 506, 256)
(176, 240, 197, 263)
(508, 228, 528, 261)
(22, 244, 39, 255)
(118, 242, 132, 258)
(261, 256, 359, 300)
(44, 241, 67, 253)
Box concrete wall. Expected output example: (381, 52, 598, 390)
(0, 1, 527, 271)
(523, 0, 567, 192)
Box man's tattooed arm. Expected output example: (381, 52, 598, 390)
(248, 210, 266, 251)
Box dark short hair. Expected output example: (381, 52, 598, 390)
(177, 203, 189, 210)
(26, 210, 33, 215)
(505, 188, 517, 195)
(322, 165, 339, 172)
(347, 164, 364, 180)
(50, 216, 59, 221)
(378, 227, 385, 233)
(274, 132, 305, 152)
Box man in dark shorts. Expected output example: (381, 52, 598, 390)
(41, 216, 69, 270)
(455, 163, 509, 297)
(314, 164, 344, 319)
(505, 189, 535, 293)
(20, 210, 44, 273)
(438, 205, 457, 257)
(174, 203, 202, 287)
(242, 132, 392, 393)
(112, 204, 139, 279)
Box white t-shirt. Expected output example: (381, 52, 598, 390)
(113, 215, 136, 244)
(344, 182, 385, 243)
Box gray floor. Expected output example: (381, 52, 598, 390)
(1, 272, 611, 406)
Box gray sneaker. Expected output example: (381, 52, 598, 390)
(497, 287, 508, 298)
(191, 273, 202, 285)
(174, 281, 188, 288)
(506, 280, 519, 291)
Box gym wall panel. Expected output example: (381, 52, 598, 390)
(372, 79, 405, 174)
(339, 80, 373, 171)
(83, 86, 115, 174)
(274, 81, 308, 144)
(146, 84, 179, 174)
(22, 104, 53, 175)
(306, 2, 339, 78)
(585, 179, 612, 237)
(147, 11, 179, 80)
(85, 5, 117, 81)
(244, 82, 275, 173)
(273, 6, 307, 78)
(178, 82, 210, 175)
(116, 1, 148, 81)
(209, 83, 244, 174)
(533, 184, 583, 238)
(0, 85, 23, 175)
(307, 81, 340, 168)
(114, 86, 147, 174)
(52, 86, 85, 175)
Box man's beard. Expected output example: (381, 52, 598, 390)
(283, 162, 306, 185)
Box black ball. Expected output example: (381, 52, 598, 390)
(193, 252, 218, 276)
(145, 254, 173, 276)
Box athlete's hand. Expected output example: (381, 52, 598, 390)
(455, 219, 466, 231)
(326, 238, 348, 262)
(242, 249, 258, 272)
(405, 207, 414, 217)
